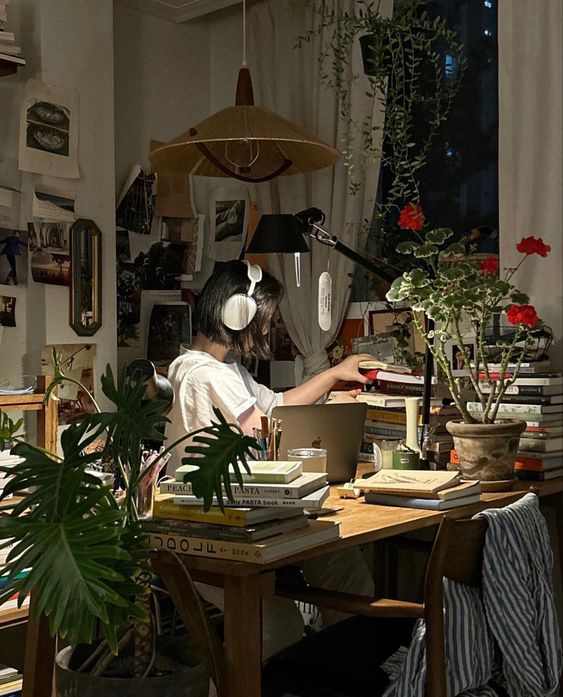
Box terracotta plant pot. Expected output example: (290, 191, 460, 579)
(55, 646, 209, 697)
(445, 419, 526, 484)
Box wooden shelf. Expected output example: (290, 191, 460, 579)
(0, 605, 29, 630)
(0, 57, 22, 77)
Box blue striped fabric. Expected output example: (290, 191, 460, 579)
(381, 581, 498, 697)
(381, 493, 562, 696)
(477, 493, 562, 696)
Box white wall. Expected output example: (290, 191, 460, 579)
(0, 0, 116, 410)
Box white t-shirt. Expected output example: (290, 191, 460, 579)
(165, 348, 283, 474)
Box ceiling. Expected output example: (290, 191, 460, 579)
(114, 0, 242, 23)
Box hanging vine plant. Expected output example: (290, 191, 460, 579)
(299, 0, 465, 213)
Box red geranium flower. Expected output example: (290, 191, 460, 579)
(506, 304, 539, 328)
(479, 256, 499, 275)
(516, 236, 551, 257)
(398, 203, 425, 231)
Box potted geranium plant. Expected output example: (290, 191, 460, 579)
(387, 203, 551, 485)
(0, 356, 257, 696)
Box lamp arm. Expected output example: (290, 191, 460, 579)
(306, 223, 396, 284)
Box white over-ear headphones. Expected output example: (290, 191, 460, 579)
(222, 260, 263, 331)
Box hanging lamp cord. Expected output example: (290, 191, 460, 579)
(242, 0, 247, 66)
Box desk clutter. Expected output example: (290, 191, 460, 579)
(355, 469, 481, 510)
(144, 460, 340, 563)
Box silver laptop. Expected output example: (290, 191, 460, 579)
(271, 403, 367, 483)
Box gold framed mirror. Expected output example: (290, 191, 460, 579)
(69, 218, 102, 336)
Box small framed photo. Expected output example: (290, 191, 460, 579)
(446, 338, 477, 377)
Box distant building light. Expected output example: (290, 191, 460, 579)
(484, 29, 493, 36)
(445, 145, 458, 159)
(484, 0, 493, 7)
(445, 54, 458, 78)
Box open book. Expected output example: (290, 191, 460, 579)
(359, 361, 412, 374)
(355, 470, 471, 500)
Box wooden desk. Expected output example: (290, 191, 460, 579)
(20, 478, 562, 697)
(173, 479, 563, 697)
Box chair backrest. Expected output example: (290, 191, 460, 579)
(151, 549, 226, 696)
(423, 515, 489, 697)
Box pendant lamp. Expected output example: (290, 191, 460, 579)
(149, 2, 340, 183)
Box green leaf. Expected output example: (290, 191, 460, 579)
(396, 241, 419, 254)
(426, 227, 453, 244)
(0, 411, 23, 450)
(180, 408, 259, 511)
(440, 242, 466, 257)
(414, 243, 439, 258)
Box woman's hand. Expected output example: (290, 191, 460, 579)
(326, 388, 363, 404)
(330, 354, 374, 385)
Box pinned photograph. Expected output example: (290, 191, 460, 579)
(133, 241, 186, 291)
(117, 261, 141, 348)
(0, 295, 16, 327)
(116, 165, 156, 235)
(446, 338, 477, 377)
(210, 189, 249, 262)
(41, 344, 96, 425)
(116, 229, 131, 261)
(28, 222, 71, 286)
(19, 79, 79, 178)
(0, 228, 28, 286)
(147, 302, 191, 367)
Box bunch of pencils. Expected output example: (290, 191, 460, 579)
(251, 416, 283, 461)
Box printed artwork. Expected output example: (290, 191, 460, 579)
(445, 337, 477, 377)
(0, 295, 16, 327)
(18, 79, 79, 178)
(210, 189, 249, 262)
(146, 302, 191, 366)
(116, 167, 156, 235)
(41, 344, 96, 425)
(117, 261, 141, 348)
(116, 229, 131, 261)
(28, 222, 71, 286)
(0, 228, 28, 286)
(133, 241, 186, 291)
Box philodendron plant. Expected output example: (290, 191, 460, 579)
(0, 357, 257, 679)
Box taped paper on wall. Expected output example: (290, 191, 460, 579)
(19, 79, 80, 178)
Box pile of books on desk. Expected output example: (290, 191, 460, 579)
(0, 662, 21, 697)
(467, 370, 563, 482)
(145, 460, 340, 563)
(356, 469, 481, 510)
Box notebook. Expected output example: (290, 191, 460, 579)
(271, 402, 367, 483)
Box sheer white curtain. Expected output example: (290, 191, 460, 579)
(498, 0, 563, 369)
(247, 0, 393, 380)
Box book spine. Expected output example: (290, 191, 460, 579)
(161, 480, 306, 498)
(479, 384, 559, 395)
(142, 521, 255, 542)
(152, 501, 248, 526)
(173, 491, 327, 508)
(481, 394, 559, 405)
(375, 381, 426, 396)
(518, 439, 561, 453)
(133, 531, 273, 563)
(466, 401, 552, 415)
(515, 470, 563, 481)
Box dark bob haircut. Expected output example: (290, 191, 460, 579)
(195, 260, 284, 359)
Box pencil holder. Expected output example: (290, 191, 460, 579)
(392, 450, 420, 470)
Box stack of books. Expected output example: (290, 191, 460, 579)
(467, 371, 563, 482)
(145, 460, 340, 563)
(0, 662, 21, 697)
(0, 450, 19, 501)
(0, 2, 25, 73)
(355, 469, 481, 510)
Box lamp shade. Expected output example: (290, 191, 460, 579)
(247, 214, 310, 254)
(149, 69, 340, 183)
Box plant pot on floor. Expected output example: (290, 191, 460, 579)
(445, 419, 526, 489)
(55, 644, 209, 697)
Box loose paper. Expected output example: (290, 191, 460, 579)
(19, 79, 80, 178)
(33, 185, 76, 222)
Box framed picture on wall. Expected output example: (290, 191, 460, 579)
(445, 337, 477, 377)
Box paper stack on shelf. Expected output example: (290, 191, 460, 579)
(0, 2, 25, 70)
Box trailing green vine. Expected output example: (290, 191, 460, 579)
(299, 0, 465, 212)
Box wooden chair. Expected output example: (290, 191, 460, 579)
(264, 514, 489, 697)
(151, 549, 226, 696)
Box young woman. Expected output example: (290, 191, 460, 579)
(165, 259, 374, 659)
(166, 259, 372, 472)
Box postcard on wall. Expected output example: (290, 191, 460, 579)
(210, 188, 249, 262)
(33, 185, 76, 222)
(0, 227, 28, 286)
(18, 79, 80, 179)
(28, 222, 71, 286)
(0, 295, 16, 327)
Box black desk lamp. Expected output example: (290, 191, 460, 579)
(247, 208, 433, 454)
